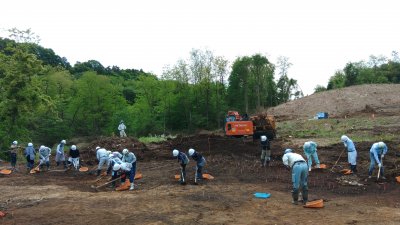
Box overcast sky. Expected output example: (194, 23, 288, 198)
(1, 0, 399, 95)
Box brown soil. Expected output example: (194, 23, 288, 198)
(267, 84, 400, 120)
(1, 134, 400, 225)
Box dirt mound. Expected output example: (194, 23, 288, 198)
(78, 137, 150, 165)
(267, 84, 400, 120)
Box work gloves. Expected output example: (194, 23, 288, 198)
(378, 163, 382, 168)
(381, 154, 385, 158)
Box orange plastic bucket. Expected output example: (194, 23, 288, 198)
(202, 173, 215, 180)
(304, 199, 324, 208)
(319, 164, 327, 169)
(0, 169, 12, 175)
(396, 176, 400, 183)
(116, 181, 131, 191)
(134, 173, 142, 180)
(174, 174, 181, 180)
(79, 167, 89, 172)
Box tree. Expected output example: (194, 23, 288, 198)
(0, 45, 50, 149)
(314, 85, 327, 93)
(327, 71, 345, 89)
(68, 72, 126, 135)
(344, 63, 359, 86)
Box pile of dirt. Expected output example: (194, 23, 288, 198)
(78, 137, 150, 165)
(267, 84, 400, 120)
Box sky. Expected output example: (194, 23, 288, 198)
(1, 0, 399, 95)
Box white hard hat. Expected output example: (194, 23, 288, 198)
(61, 140, 66, 144)
(113, 164, 121, 171)
(122, 149, 129, 155)
(341, 135, 348, 142)
(13, 141, 18, 145)
(121, 164, 128, 171)
(173, 149, 179, 157)
(304, 142, 310, 148)
(261, 136, 267, 141)
(378, 142, 385, 149)
(71, 145, 77, 150)
(28, 142, 33, 147)
(40, 145, 45, 149)
(107, 150, 112, 155)
(188, 148, 195, 156)
(284, 149, 292, 154)
(96, 146, 100, 150)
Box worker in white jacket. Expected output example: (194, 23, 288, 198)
(282, 149, 309, 205)
(96, 146, 110, 176)
(118, 120, 127, 137)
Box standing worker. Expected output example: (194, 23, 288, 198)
(172, 149, 189, 185)
(39, 145, 51, 171)
(341, 135, 358, 173)
(188, 148, 206, 184)
(24, 143, 36, 171)
(260, 135, 271, 167)
(368, 142, 388, 179)
(282, 149, 308, 205)
(303, 141, 320, 171)
(9, 141, 19, 171)
(118, 120, 127, 138)
(96, 146, 110, 176)
(122, 148, 136, 190)
(68, 145, 80, 170)
(55, 140, 67, 169)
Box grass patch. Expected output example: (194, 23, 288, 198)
(277, 115, 400, 145)
(138, 134, 177, 143)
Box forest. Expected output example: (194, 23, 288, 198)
(1, 28, 399, 155)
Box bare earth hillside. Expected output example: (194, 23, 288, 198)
(267, 84, 400, 120)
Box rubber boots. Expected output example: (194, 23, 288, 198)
(260, 159, 264, 167)
(292, 191, 299, 205)
(129, 183, 134, 190)
(96, 169, 101, 176)
(302, 189, 308, 205)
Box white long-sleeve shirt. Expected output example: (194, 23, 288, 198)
(282, 152, 306, 168)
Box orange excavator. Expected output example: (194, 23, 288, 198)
(225, 111, 276, 140)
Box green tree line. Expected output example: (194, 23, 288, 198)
(314, 52, 400, 93)
(0, 29, 301, 156)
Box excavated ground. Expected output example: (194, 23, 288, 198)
(0, 134, 399, 224)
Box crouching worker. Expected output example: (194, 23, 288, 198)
(282, 149, 308, 205)
(107, 151, 123, 175)
(303, 141, 320, 171)
(368, 141, 388, 179)
(96, 146, 110, 176)
(188, 148, 206, 184)
(113, 162, 135, 191)
(68, 145, 80, 170)
(122, 149, 136, 190)
(172, 149, 189, 185)
(39, 145, 51, 171)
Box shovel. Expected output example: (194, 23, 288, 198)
(181, 168, 185, 183)
(91, 177, 121, 191)
(377, 155, 383, 181)
(331, 148, 345, 172)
